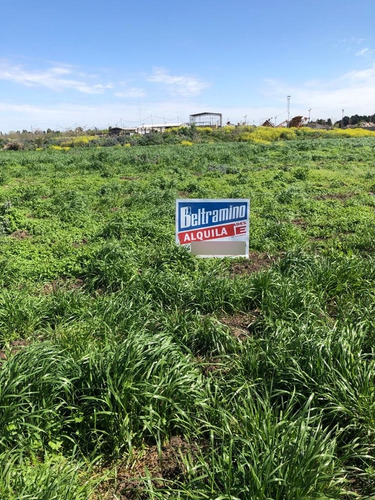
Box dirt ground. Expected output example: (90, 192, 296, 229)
(230, 251, 277, 276)
(97, 436, 201, 499)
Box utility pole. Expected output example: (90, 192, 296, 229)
(308, 109, 311, 122)
(287, 95, 291, 125)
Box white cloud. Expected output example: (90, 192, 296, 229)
(2, 57, 375, 132)
(148, 68, 210, 96)
(0, 59, 111, 94)
(114, 88, 146, 98)
(356, 48, 370, 56)
(355, 47, 375, 57)
(343, 66, 375, 82)
(341, 37, 366, 45)
(94, 83, 114, 90)
(262, 62, 375, 120)
(0, 99, 197, 132)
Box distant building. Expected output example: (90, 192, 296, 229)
(108, 127, 128, 136)
(262, 120, 274, 127)
(108, 123, 185, 136)
(308, 123, 331, 130)
(137, 123, 185, 134)
(189, 112, 222, 128)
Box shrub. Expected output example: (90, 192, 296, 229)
(3, 141, 24, 151)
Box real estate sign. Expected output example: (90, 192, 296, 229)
(176, 199, 250, 257)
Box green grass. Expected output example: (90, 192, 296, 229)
(0, 137, 374, 498)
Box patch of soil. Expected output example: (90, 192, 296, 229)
(0, 339, 29, 363)
(196, 356, 230, 376)
(42, 281, 58, 294)
(120, 176, 140, 181)
(220, 310, 261, 341)
(72, 238, 88, 247)
(10, 230, 31, 239)
(177, 191, 190, 198)
(309, 239, 330, 253)
(230, 252, 277, 276)
(42, 278, 84, 295)
(292, 218, 308, 229)
(98, 437, 201, 499)
(201, 362, 223, 375)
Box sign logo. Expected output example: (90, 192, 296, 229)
(176, 199, 250, 257)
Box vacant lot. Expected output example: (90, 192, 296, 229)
(0, 137, 375, 498)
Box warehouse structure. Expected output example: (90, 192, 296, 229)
(189, 112, 222, 128)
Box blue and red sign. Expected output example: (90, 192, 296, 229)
(176, 199, 250, 248)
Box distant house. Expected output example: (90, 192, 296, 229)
(108, 127, 129, 136)
(137, 123, 185, 134)
(189, 112, 222, 128)
(108, 123, 185, 136)
(354, 122, 375, 131)
(308, 123, 332, 130)
(262, 120, 274, 127)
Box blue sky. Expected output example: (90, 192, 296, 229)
(1, 0, 374, 132)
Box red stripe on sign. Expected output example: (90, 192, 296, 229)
(178, 223, 237, 244)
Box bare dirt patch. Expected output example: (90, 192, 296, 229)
(10, 230, 31, 239)
(220, 311, 261, 341)
(42, 278, 84, 295)
(178, 191, 191, 198)
(72, 238, 88, 247)
(196, 356, 230, 376)
(292, 218, 308, 229)
(98, 436, 201, 499)
(0, 339, 29, 363)
(230, 252, 277, 276)
(120, 176, 140, 181)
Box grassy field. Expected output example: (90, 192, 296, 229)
(0, 136, 375, 498)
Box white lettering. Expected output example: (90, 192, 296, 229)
(180, 203, 247, 229)
(218, 208, 229, 221)
(180, 207, 190, 229)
